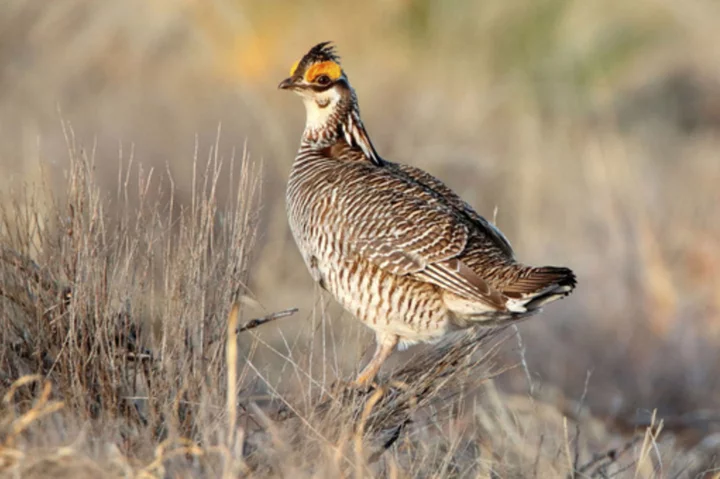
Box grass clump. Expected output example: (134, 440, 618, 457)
(0, 131, 717, 478)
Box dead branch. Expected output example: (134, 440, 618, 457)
(237, 308, 299, 334)
(576, 437, 640, 476)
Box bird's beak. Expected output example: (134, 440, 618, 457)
(278, 77, 296, 90)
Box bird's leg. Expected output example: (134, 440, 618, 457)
(354, 334, 399, 387)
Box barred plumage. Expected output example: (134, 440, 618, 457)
(280, 42, 577, 386)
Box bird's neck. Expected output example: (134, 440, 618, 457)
(301, 96, 382, 166)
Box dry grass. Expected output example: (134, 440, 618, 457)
(0, 129, 715, 478)
(1, 0, 720, 477)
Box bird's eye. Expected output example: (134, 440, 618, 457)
(315, 75, 331, 85)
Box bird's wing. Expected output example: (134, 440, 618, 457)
(339, 167, 507, 309)
(390, 162, 515, 258)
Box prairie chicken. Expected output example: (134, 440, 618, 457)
(280, 42, 576, 386)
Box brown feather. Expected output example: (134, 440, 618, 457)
(502, 266, 577, 296)
(283, 43, 577, 369)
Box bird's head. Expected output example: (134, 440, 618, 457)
(278, 41, 347, 96)
(279, 42, 381, 163)
(278, 42, 355, 131)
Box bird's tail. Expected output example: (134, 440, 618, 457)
(502, 266, 577, 313)
(444, 265, 576, 327)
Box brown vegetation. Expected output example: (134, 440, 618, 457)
(1, 0, 720, 477)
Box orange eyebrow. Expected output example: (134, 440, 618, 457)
(289, 60, 301, 77)
(304, 61, 342, 83)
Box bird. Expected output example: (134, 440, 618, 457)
(279, 42, 576, 387)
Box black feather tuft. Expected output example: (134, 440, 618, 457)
(305, 41, 341, 64)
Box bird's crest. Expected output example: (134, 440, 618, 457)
(289, 41, 342, 80)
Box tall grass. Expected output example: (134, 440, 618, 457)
(1, 0, 720, 476)
(0, 126, 261, 474)
(0, 130, 716, 478)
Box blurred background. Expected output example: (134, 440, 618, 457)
(1, 0, 719, 430)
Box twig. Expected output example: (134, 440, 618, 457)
(635, 410, 663, 479)
(563, 417, 574, 477)
(237, 308, 299, 334)
(573, 370, 593, 474)
(532, 434, 545, 478)
(513, 325, 534, 398)
(608, 460, 638, 479)
(577, 437, 639, 475)
(226, 303, 240, 448)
